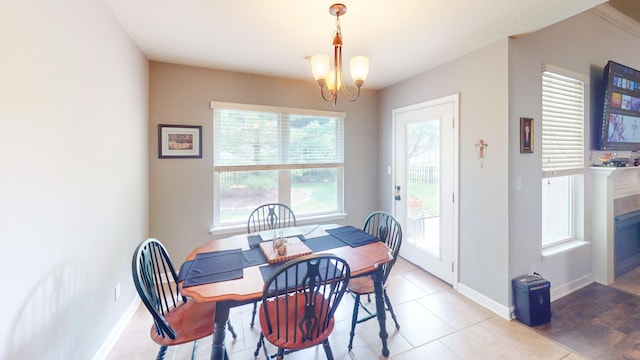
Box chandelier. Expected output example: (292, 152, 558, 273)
(310, 3, 369, 105)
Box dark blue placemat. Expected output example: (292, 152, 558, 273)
(247, 235, 262, 249)
(326, 226, 379, 247)
(179, 248, 267, 284)
(179, 248, 244, 287)
(258, 264, 280, 284)
(303, 235, 347, 252)
(242, 247, 267, 267)
(248, 234, 306, 249)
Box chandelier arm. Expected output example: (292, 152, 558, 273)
(337, 59, 361, 101)
(340, 85, 362, 102)
(319, 85, 336, 103)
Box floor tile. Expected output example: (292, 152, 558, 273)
(417, 289, 494, 330)
(392, 340, 462, 360)
(108, 256, 605, 360)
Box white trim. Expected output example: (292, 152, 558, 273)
(541, 64, 590, 84)
(451, 279, 591, 321)
(210, 212, 348, 236)
(549, 274, 593, 301)
(391, 93, 459, 289)
(591, 4, 640, 40)
(457, 282, 511, 320)
(589, 166, 640, 284)
(542, 168, 584, 178)
(209, 101, 345, 118)
(542, 239, 589, 257)
(91, 297, 140, 360)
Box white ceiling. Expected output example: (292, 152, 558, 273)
(103, 0, 610, 90)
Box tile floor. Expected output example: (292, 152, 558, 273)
(610, 266, 640, 296)
(107, 258, 585, 359)
(533, 281, 640, 359)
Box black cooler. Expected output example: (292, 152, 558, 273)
(512, 274, 551, 326)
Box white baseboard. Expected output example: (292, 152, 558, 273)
(458, 282, 512, 320)
(92, 296, 140, 360)
(458, 275, 594, 322)
(549, 273, 593, 301)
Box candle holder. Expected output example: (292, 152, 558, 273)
(272, 232, 287, 256)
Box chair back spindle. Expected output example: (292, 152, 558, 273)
(247, 203, 297, 328)
(257, 254, 350, 357)
(133, 239, 184, 340)
(132, 238, 237, 359)
(247, 203, 296, 233)
(347, 211, 404, 351)
(363, 211, 402, 285)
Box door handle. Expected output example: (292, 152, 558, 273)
(395, 185, 401, 201)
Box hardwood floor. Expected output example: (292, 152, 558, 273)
(107, 258, 586, 359)
(533, 267, 640, 360)
(611, 266, 640, 296)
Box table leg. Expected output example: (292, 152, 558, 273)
(373, 267, 390, 356)
(210, 303, 230, 360)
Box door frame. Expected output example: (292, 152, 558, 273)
(391, 93, 459, 289)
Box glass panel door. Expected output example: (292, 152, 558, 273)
(394, 95, 458, 284)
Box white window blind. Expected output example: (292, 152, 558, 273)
(541, 70, 585, 177)
(209, 102, 346, 229)
(211, 102, 344, 172)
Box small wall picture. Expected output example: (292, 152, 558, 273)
(158, 124, 202, 158)
(520, 117, 533, 154)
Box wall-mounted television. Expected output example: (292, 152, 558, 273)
(595, 60, 640, 151)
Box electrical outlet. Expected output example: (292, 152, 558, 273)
(115, 283, 121, 301)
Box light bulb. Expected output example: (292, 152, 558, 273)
(326, 70, 342, 91)
(350, 56, 369, 87)
(311, 54, 330, 86)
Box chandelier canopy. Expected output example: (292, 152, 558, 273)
(310, 3, 369, 106)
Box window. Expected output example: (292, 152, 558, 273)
(541, 175, 574, 245)
(210, 102, 345, 232)
(541, 66, 586, 247)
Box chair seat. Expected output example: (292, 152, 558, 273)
(259, 293, 334, 350)
(150, 300, 215, 346)
(347, 275, 388, 296)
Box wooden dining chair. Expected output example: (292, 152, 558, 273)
(347, 211, 403, 351)
(254, 254, 351, 360)
(131, 238, 237, 360)
(247, 202, 297, 327)
(247, 203, 297, 233)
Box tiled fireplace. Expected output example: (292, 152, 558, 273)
(591, 167, 640, 284)
(614, 194, 640, 277)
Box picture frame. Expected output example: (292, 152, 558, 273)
(520, 117, 533, 154)
(158, 124, 202, 158)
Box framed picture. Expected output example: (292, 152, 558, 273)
(520, 117, 533, 154)
(158, 124, 202, 158)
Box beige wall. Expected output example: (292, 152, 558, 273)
(379, 7, 640, 313)
(1, 0, 148, 358)
(148, 62, 380, 262)
(379, 8, 640, 312)
(507, 9, 640, 299)
(4, 2, 629, 355)
(380, 40, 511, 310)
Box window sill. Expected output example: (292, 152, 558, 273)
(541, 239, 589, 258)
(209, 212, 348, 237)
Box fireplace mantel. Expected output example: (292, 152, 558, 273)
(590, 166, 640, 284)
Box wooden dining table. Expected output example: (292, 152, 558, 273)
(179, 224, 394, 360)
